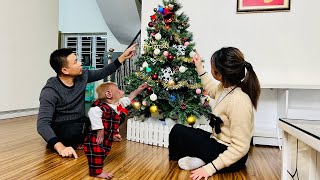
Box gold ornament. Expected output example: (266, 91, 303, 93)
(150, 105, 159, 113)
(168, 80, 175, 86)
(132, 101, 141, 110)
(186, 115, 197, 126)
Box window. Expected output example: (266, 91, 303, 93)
(61, 33, 107, 69)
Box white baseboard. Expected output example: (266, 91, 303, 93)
(253, 136, 282, 147)
(0, 108, 38, 120)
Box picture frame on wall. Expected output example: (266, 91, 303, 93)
(237, 0, 290, 13)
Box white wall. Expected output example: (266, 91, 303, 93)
(142, 0, 320, 86)
(0, 0, 58, 112)
(59, 0, 127, 51)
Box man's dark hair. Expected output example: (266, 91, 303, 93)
(49, 48, 74, 75)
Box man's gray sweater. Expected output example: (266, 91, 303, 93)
(37, 59, 121, 146)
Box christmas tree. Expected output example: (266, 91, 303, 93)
(124, 0, 211, 125)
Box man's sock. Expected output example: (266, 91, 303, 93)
(178, 156, 206, 170)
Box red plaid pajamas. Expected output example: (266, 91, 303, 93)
(83, 101, 121, 176)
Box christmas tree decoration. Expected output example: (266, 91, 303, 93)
(142, 100, 147, 106)
(150, 14, 157, 21)
(189, 51, 196, 58)
(168, 4, 174, 10)
(168, 80, 175, 86)
(186, 115, 197, 126)
(124, 0, 211, 124)
(180, 102, 186, 110)
(155, 33, 162, 40)
(146, 86, 153, 93)
(150, 93, 158, 101)
(179, 66, 187, 73)
(132, 101, 142, 110)
(163, 8, 170, 15)
(146, 67, 152, 73)
(150, 104, 159, 114)
(160, 67, 173, 83)
(142, 61, 149, 68)
(158, 6, 164, 13)
(151, 73, 158, 80)
(196, 88, 201, 94)
(167, 54, 174, 61)
(173, 44, 186, 56)
(153, 8, 157, 12)
(154, 48, 161, 55)
(170, 94, 176, 101)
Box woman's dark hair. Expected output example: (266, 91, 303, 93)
(211, 47, 261, 109)
(49, 48, 74, 75)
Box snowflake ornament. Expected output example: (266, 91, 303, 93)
(173, 44, 186, 56)
(160, 67, 174, 83)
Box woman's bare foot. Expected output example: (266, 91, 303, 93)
(96, 172, 114, 179)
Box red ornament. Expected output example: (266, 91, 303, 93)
(165, 25, 170, 29)
(148, 22, 153, 27)
(167, 55, 174, 61)
(163, 8, 170, 15)
(150, 14, 157, 21)
(164, 13, 174, 25)
(146, 86, 153, 95)
(152, 73, 158, 80)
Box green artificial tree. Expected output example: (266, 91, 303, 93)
(124, 0, 211, 125)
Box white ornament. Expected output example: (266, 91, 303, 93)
(142, 61, 149, 68)
(155, 33, 162, 40)
(154, 48, 161, 55)
(150, 93, 158, 101)
(140, 67, 144, 71)
(179, 66, 187, 73)
(189, 51, 196, 58)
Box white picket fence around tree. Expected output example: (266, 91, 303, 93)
(126, 117, 212, 148)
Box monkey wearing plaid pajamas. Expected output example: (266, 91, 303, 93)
(83, 82, 147, 179)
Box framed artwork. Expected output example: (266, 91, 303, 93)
(237, 0, 290, 13)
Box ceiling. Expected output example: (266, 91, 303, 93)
(96, 0, 141, 45)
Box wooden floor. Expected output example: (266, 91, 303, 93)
(0, 115, 281, 180)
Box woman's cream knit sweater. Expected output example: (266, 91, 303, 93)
(196, 66, 254, 176)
